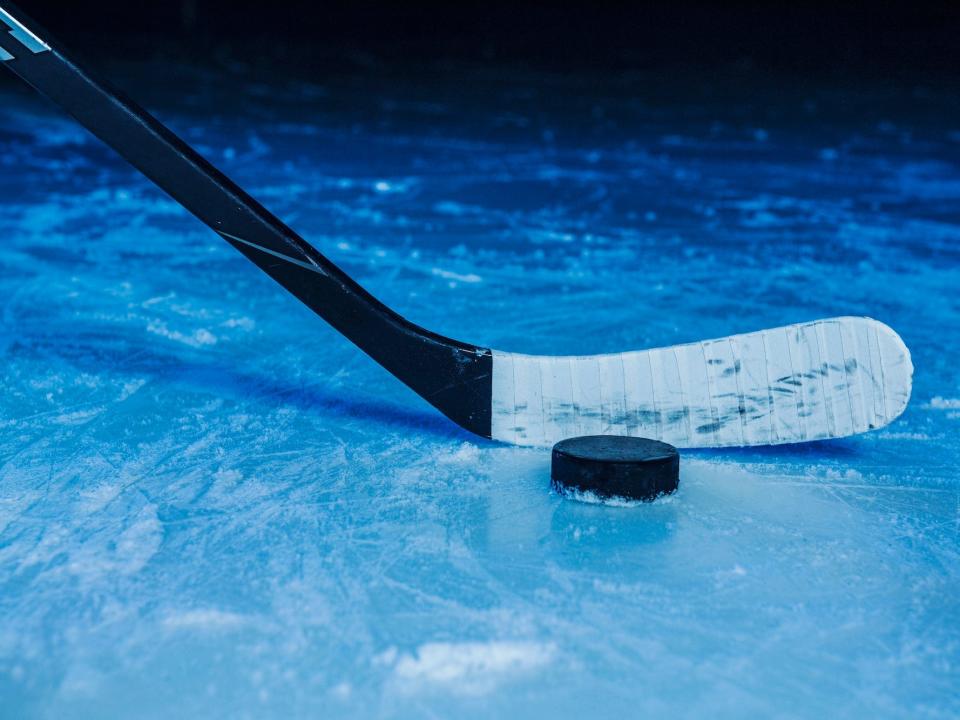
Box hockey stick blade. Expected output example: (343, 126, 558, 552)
(491, 316, 911, 448)
(0, 4, 913, 447)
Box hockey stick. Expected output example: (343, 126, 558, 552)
(0, 3, 912, 448)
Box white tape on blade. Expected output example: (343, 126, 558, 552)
(490, 316, 913, 448)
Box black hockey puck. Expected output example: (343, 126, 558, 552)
(551, 436, 679, 502)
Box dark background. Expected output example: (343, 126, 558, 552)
(9, 0, 960, 80)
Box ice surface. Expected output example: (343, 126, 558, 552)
(0, 61, 958, 718)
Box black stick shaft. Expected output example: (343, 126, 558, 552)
(0, 3, 493, 437)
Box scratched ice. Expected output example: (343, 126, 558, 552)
(0, 61, 958, 718)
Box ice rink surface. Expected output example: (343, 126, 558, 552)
(0, 58, 958, 718)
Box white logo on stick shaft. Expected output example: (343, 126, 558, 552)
(0, 6, 51, 60)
